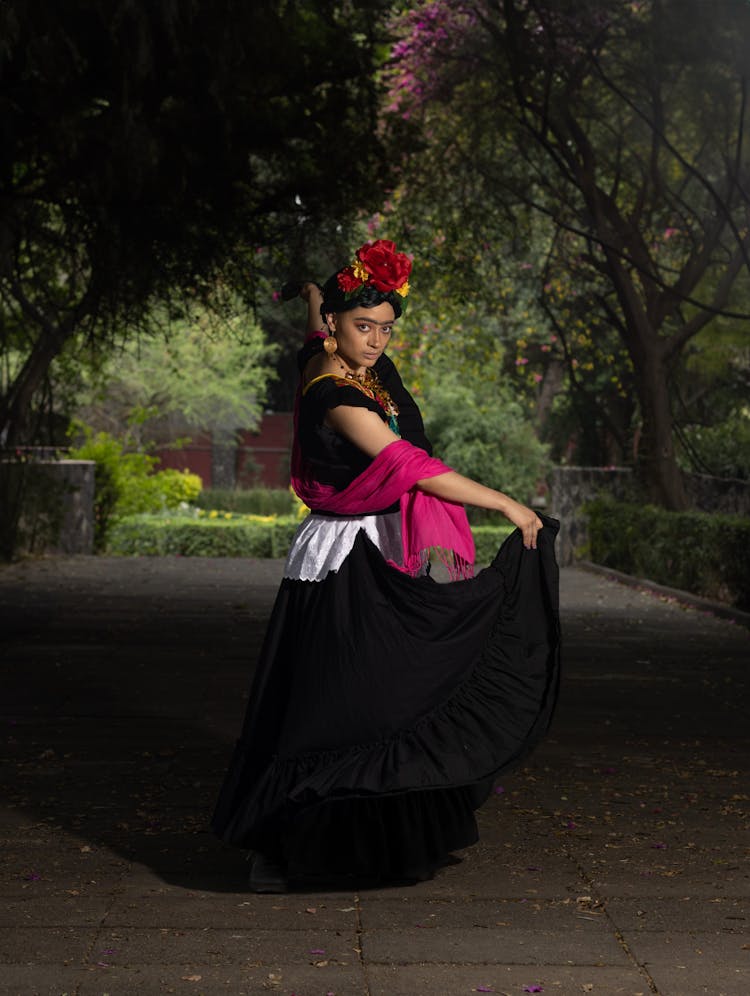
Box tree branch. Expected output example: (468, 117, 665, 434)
(590, 52, 750, 272)
(663, 234, 750, 360)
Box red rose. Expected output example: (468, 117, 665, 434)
(356, 239, 412, 292)
(337, 266, 363, 293)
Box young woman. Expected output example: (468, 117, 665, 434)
(212, 239, 560, 891)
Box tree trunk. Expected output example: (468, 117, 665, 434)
(535, 357, 564, 431)
(0, 324, 70, 449)
(634, 352, 688, 510)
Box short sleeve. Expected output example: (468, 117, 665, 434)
(302, 377, 386, 423)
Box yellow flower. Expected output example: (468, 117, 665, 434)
(224, 512, 232, 519)
(396, 281, 410, 297)
(209, 510, 218, 518)
(353, 259, 369, 281)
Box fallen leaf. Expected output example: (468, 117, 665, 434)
(181, 975, 202, 982)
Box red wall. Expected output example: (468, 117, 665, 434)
(155, 431, 213, 487)
(154, 415, 293, 490)
(236, 413, 293, 489)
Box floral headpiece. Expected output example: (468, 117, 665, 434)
(337, 239, 412, 301)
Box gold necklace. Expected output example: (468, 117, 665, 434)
(332, 357, 400, 432)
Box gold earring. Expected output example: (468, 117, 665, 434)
(323, 335, 337, 355)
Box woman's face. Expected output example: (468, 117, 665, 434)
(325, 302, 396, 373)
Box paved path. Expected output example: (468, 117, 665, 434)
(0, 556, 748, 996)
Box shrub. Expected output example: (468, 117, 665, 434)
(586, 497, 750, 609)
(139, 467, 202, 509)
(421, 375, 551, 506)
(194, 487, 296, 516)
(107, 511, 513, 564)
(69, 427, 202, 549)
(107, 513, 300, 558)
(679, 415, 750, 480)
(471, 524, 515, 564)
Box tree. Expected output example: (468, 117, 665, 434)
(420, 373, 550, 506)
(0, 0, 394, 447)
(73, 297, 277, 447)
(384, 0, 750, 508)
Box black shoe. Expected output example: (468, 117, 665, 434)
(247, 852, 288, 893)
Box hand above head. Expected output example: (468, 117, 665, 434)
(299, 281, 322, 304)
(286, 281, 324, 334)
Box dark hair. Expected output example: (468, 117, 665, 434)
(320, 271, 404, 320)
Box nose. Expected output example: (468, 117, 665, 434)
(367, 329, 385, 349)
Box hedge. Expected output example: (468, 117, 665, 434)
(69, 427, 203, 550)
(107, 514, 300, 558)
(472, 523, 515, 564)
(194, 487, 297, 516)
(107, 512, 515, 564)
(586, 496, 750, 609)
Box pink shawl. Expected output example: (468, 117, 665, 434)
(292, 430, 475, 580)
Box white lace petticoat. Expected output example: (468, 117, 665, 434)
(283, 512, 404, 582)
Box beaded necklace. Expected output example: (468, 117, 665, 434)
(333, 359, 400, 436)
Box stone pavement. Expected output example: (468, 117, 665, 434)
(0, 555, 748, 996)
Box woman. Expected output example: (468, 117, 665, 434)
(212, 239, 560, 891)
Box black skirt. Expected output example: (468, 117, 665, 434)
(212, 516, 560, 885)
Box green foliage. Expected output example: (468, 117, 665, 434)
(194, 488, 296, 516)
(76, 301, 278, 444)
(1, 0, 395, 447)
(471, 524, 515, 565)
(107, 514, 300, 558)
(586, 497, 750, 610)
(421, 375, 551, 505)
(130, 468, 202, 515)
(382, 0, 750, 506)
(69, 427, 202, 549)
(678, 415, 750, 480)
(106, 510, 513, 564)
(676, 316, 750, 477)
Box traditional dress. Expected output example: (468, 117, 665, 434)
(212, 338, 561, 886)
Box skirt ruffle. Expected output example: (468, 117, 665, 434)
(212, 516, 560, 884)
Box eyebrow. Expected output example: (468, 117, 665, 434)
(352, 317, 395, 325)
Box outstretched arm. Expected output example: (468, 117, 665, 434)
(326, 405, 543, 549)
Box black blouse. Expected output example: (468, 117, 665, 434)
(297, 337, 432, 501)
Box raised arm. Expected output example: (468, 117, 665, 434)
(326, 405, 543, 549)
(300, 282, 324, 336)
